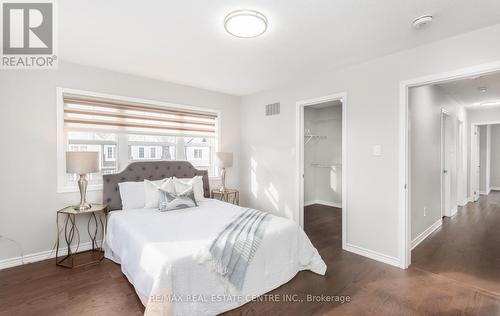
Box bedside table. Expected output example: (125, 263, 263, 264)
(211, 189, 239, 205)
(55, 204, 108, 268)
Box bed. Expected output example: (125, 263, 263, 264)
(103, 161, 326, 315)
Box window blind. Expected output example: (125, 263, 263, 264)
(63, 95, 217, 136)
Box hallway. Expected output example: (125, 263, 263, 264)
(412, 191, 500, 296)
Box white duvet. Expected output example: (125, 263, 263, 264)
(104, 199, 326, 316)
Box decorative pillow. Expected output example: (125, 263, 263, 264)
(173, 176, 205, 202)
(159, 188, 198, 212)
(144, 178, 175, 208)
(118, 181, 146, 210)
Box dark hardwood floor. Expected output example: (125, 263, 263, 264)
(1, 195, 500, 315)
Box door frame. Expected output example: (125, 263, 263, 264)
(440, 110, 450, 218)
(399, 60, 500, 269)
(296, 92, 347, 249)
(473, 125, 481, 201)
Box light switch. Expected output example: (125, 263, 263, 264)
(372, 145, 382, 156)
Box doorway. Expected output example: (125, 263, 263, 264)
(296, 93, 347, 248)
(441, 111, 457, 217)
(400, 61, 500, 268)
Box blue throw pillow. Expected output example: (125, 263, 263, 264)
(158, 188, 197, 211)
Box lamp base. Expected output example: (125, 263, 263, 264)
(74, 174, 91, 211)
(219, 167, 227, 193)
(73, 202, 92, 211)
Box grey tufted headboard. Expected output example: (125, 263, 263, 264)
(103, 161, 210, 211)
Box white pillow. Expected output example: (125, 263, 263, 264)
(174, 176, 205, 202)
(144, 178, 170, 208)
(118, 181, 145, 210)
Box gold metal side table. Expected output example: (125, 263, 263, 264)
(55, 204, 108, 268)
(211, 189, 240, 205)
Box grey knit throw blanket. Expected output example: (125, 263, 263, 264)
(205, 208, 269, 290)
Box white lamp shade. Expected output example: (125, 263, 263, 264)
(66, 151, 100, 174)
(216, 152, 233, 168)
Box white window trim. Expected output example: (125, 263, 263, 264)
(56, 87, 222, 193)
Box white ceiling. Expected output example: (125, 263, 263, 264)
(437, 71, 500, 107)
(59, 0, 500, 96)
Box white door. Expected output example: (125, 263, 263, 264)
(442, 114, 452, 216)
(457, 121, 464, 205)
(474, 126, 481, 201)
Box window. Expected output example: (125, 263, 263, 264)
(66, 132, 118, 180)
(57, 88, 219, 192)
(104, 145, 115, 161)
(184, 138, 213, 172)
(194, 149, 202, 159)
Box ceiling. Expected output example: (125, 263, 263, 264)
(59, 0, 500, 96)
(437, 71, 500, 107)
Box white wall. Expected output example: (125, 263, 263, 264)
(479, 125, 491, 193)
(304, 108, 316, 202)
(240, 24, 500, 263)
(479, 126, 487, 192)
(488, 125, 492, 192)
(304, 105, 342, 206)
(489, 124, 500, 189)
(0, 61, 241, 263)
(408, 85, 466, 240)
(457, 119, 467, 206)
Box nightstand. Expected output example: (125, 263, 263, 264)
(55, 204, 108, 268)
(211, 189, 240, 205)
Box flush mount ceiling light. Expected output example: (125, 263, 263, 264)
(412, 15, 433, 29)
(478, 87, 488, 93)
(224, 10, 268, 38)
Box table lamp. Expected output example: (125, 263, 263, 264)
(216, 152, 233, 192)
(66, 151, 100, 210)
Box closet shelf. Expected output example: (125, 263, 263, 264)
(304, 134, 327, 144)
(310, 162, 342, 168)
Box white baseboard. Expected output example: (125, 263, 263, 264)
(344, 243, 400, 268)
(0, 240, 101, 270)
(450, 207, 458, 217)
(411, 219, 442, 250)
(458, 198, 468, 206)
(490, 187, 500, 191)
(479, 190, 489, 195)
(304, 200, 342, 208)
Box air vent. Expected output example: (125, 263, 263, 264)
(265, 102, 280, 116)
